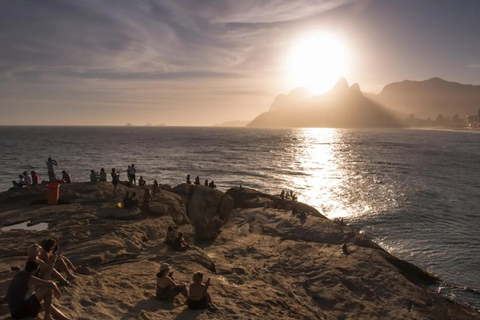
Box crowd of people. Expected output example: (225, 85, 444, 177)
(186, 175, 216, 189)
(5, 238, 82, 320)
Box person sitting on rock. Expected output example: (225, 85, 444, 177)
(208, 180, 216, 189)
(61, 171, 72, 184)
(122, 191, 131, 208)
(27, 244, 69, 286)
(12, 175, 27, 189)
(138, 176, 146, 187)
(99, 168, 107, 181)
(40, 239, 76, 281)
(173, 233, 191, 252)
(186, 174, 191, 185)
(194, 176, 200, 186)
(165, 226, 176, 247)
(90, 170, 98, 182)
(156, 263, 188, 301)
(31, 171, 39, 186)
(23, 171, 32, 186)
(204, 179, 208, 186)
(187, 272, 214, 310)
(124, 192, 139, 209)
(6, 259, 70, 320)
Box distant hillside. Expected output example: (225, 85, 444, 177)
(270, 87, 312, 111)
(247, 78, 402, 128)
(213, 120, 250, 127)
(376, 78, 480, 118)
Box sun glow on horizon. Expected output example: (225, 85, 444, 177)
(288, 32, 350, 95)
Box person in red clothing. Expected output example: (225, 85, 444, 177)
(31, 171, 39, 186)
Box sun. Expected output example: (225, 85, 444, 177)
(288, 32, 350, 95)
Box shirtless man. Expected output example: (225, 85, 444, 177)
(27, 245, 69, 285)
(40, 239, 76, 281)
(6, 259, 70, 320)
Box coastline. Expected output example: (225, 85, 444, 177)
(0, 182, 478, 319)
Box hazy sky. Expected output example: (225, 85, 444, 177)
(1, 0, 479, 125)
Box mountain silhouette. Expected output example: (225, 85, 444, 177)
(270, 87, 312, 111)
(375, 78, 480, 118)
(247, 78, 402, 128)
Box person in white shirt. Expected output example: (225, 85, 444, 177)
(128, 164, 137, 185)
(23, 171, 32, 186)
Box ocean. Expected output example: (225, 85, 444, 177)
(0, 126, 479, 308)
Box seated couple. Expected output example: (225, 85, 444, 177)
(156, 263, 214, 310)
(165, 227, 191, 252)
(123, 191, 139, 209)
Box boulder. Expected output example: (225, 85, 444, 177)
(149, 191, 189, 224)
(174, 185, 234, 240)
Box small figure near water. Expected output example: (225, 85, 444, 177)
(204, 179, 208, 186)
(23, 171, 32, 186)
(138, 176, 146, 187)
(90, 170, 98, 182)
(111, 168, 120, 196)
(156, 263, 188, 301)
(128, 164, 137, 185)
(12, 175, 27, 189)
(6, 259, 70, 320)
(208, 180, 216, 189)
(31, 171, 39, 186)
(194, 176, 200, 186)
(152, 180, 161, 197)
(280, 189, 285, 201)
(99, 168, 107, 181)
(186, 174, 191, 185)
(61, 171, 72, 184)
(143, 189, 153, 217)
(187, 272, 215, 310)
(46, 157, 58, 182)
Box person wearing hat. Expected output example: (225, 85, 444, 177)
(156, 263, 188, 301)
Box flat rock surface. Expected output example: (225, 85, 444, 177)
(0, 183, 478, 319)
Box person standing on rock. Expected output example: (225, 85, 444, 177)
(186, 175, 191, 185)
(143, 189, 152, 217)
(194, 176, 200, 186)
(31, 171, 39, 186)
(111, 168, 120, 196)
(129, 164, 137, 185)
(46, 157, 57, 182)
(6, 259, 70, 320)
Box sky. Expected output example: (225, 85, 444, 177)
(1, 0, 480, 126)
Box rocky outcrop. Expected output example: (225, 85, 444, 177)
(171, 184, 234, 240)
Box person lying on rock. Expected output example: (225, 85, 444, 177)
(187, 272, 215, 310)
(6, 259, 70, 320)
(156, 263, 188, 301)
(173, 233, 191, 252)
(27, 245, 69, 286)
(165, 226, 176, 247)
(40, 239, 76, 281)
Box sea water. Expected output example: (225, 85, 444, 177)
(0, 126, 479, 307)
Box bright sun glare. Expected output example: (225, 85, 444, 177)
(289, 33, 350, 95)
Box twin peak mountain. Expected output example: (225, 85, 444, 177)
(247, 78, 402, 128)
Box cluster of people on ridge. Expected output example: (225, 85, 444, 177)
(5, 238, 85, 320)
(11, 158, 72, 190)
(280, 189, 297, 202)
(157, 226, 214, 310)
(186, 175, 217, 189)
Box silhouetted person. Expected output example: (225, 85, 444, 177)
(204, 180, 208, 186)
(111, 168, 120, 196)
(23, 171, 32, 186)
(12, 175, 26, 189)
(130, 192, 139, 209)
(280, 190, 285, 200)
(186, 174, 191, 185)
(139, 176, 146, 187)
(123, 191, 131, 208)
(99, 168, 107, 181)
(61, 171, 72, 184)
(165, 226, 176, 247)
(129, 164, 136, 185)
(208, 181, 216, 189)
(173, 233, 190, 252)
(342, 243, 349, 255)
(90, 170, 98, 182)
(194, 176, 200, 186)
(143, 189, 152, 218)
(46, 157, 57, 182)
(31, 171, 39, 186)
(127, 165, 132, 183)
